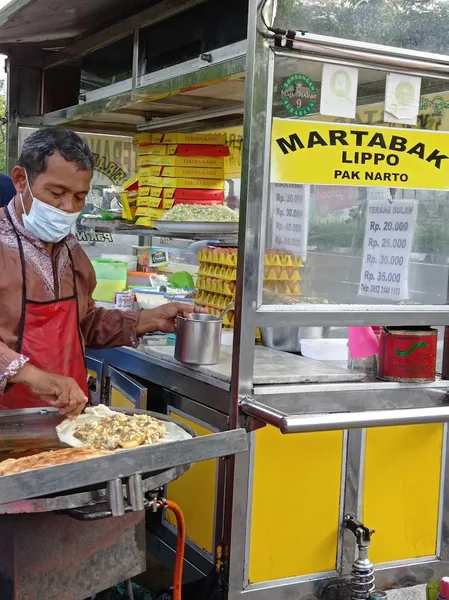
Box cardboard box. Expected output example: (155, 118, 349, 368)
(135, 217, 155, 228)
(135, 207, 166, 219)
(137, 196, 161, 208)
(148, 187, 165, 198)
(136, 196, 174, 210)
(138, 144, 230, 158)
(137, 155, 224, 168)
(133, 133, 163, 145)
(120, 192, 136, 221)
(132, 246, 168, 269)
(136, 132, 226, 146)
(140, 166, 224, 179)
(159, 132, 226, 145)
(138, 186, 151, 197)
(139, 176, 224, 190)
(121, 174, 139, 191)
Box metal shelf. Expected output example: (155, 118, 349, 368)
(82, 223, 238, 243)
(0, 423, 248, 505)
(240, 384, 449, 433)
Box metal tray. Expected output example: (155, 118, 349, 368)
(0, 408, 248, 506)
(0, 408, 194, 513)
(155, 221, 239, 234)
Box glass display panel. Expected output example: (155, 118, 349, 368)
(274, 0, 449, 55)
(80, 36, 134, 95)
(139, 0, 248, 76)
(263, 55, 449, 307)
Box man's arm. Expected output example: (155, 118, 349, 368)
(0, 342, 86, 417)
(0, 343, 29, 393)
(81, 295, 141, 349)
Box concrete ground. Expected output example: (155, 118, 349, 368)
(387, 584, 426, 599)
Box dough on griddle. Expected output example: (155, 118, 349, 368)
(56, 404, 191, 451)
(0, 447, 109, 476)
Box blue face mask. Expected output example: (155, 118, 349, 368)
(20, 174, 81, 243)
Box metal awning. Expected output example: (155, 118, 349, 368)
(0, 0, 246, 136)
(0, 0, 168, 51)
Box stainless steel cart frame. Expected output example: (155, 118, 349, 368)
(3, 0, 449, 597)
(229, 1, 449, 597)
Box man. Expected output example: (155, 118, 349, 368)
(0, 128, 202, 417)
(0, 173, 16, 207)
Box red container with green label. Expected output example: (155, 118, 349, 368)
(378, 327, 437, 382)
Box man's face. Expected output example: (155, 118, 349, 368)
(12, 152, 92, 214)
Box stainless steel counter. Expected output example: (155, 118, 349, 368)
(140, 344, 365, 386)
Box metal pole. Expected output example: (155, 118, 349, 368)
(227, 0, 274, 595)
(131, 26, 140, 91)
(240, 398, 449, 433)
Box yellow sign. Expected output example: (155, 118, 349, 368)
(18, 127, 135, 186)
(271, 118, 449, 190)
(83, 133, 135, 185)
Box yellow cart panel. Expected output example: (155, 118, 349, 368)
(249, 425, 344, 582)
(363, 424, 443, 563)
(166, 411, 218, 556)
(110, 387, 135, 409)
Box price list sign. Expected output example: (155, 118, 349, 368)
(359, 199, 417, 301)
(271, 183, 309, 259)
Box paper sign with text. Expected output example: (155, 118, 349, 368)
(358, 199, 417, 301)
(271, 118, 449, 190)
(271, 183, 309, 260)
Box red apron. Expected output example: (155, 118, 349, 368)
(0, 207, 88, 409)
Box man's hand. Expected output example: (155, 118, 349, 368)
(136, 303, 208, 335)
(10, 364, 87, 418)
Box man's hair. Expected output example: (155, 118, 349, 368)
(18, 128, 94, 182)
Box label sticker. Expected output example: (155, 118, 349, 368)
(280, 74, 318, 118)
(320, 64, 359, 119)
(358, 199, 417, 301)
(385, 73, 422, 126)
(271, 183, 310, 259)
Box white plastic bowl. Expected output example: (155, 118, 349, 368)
(300, 338, 348, 362)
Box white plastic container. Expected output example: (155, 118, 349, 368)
(133, 289, 169, 309)
(221, 330, 234, 347)
(300, 338, 348, 362)
(101, 254, 137, 271)
(127, 271, 155, 287)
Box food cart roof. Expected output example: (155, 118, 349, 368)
(0, 0, 160, 51)
(0, 0, 247, 134)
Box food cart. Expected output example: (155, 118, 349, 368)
(2, 0, 449, 599)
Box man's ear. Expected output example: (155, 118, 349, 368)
(11, 166, 27, 195)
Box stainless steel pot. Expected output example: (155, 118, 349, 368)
(260, 327, 327, 353)
(175, 314, 222, 365)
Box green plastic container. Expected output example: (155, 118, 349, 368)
(91, 258, 127, 302)
(169, 271, 195, 289)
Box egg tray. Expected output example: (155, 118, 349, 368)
(198, 263, 301, 283)
(196, 290, 234, 309)
(264, 252, 303, 268)
(197, 248, 304, 268)
(195, 300, 234, 328)
(197, 277, 236, 297)
(263, 267, 301, 282)
(264, 281, 301, 296)
(197, 249, 238, 267)
(191, 303, 260, 341)
(197, 264, 237, 281)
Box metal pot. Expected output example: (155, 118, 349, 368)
(260, 327, 325, 353)
(175, 314, 222, 365)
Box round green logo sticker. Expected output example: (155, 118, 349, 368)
(281, 73, 318, 117)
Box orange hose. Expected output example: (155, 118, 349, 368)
(159, 499, 185, 600)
